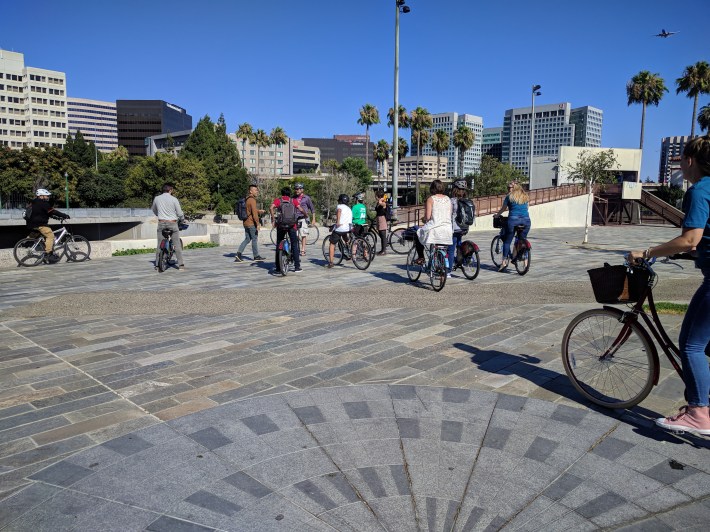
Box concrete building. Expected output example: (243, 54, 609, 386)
(146, 129, 192, 156)
(502, 102, 603, 176)
(116, 100, 192, 156)
(482, 127, 503, 161)
(0, 49, 67, 149)
(230, 134, 292, 176)
(290, 140, 319, 174)
(659, 136, 692, 185)
(67, 98, 118, 153)
(387, 155, 447, 184)
(412, 112, 483, 178)
(302, 135, 375, 172)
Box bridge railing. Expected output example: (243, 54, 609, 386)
(0, 207, 155, 221)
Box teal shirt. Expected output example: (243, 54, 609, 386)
(682, 176, 710, 269)
(352, 203, 367, 225)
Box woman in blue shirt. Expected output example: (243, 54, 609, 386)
(495, 182, 531, 271)
(629, 134, 710, 435)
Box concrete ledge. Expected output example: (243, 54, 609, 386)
(0, 241, 112, 269)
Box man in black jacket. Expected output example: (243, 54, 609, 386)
(26, 188, 70, 264)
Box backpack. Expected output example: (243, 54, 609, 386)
(22, 203, 33, 222)
(278, 198, 297, 227)
(385, 199, 395, 221)
(456, 198, 475, 227)
(236, 198, 249, 221)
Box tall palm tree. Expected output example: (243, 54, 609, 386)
(410, 107, 433, 202)
(387, 105, 410, 129)
(391, 137, 409, 160)
(676, 61, 710, 137)
(357, 104, 380, 171)
(430, 129, 450, 181)
(626, 71, 668, 152)
(452, 125, 475, 180)
(236, 122, 253, 169)
(270, 127, 288, 176)
(253, 129, 270, 176)
(374, 139, 390, 183)
(698, 104, 710, 133)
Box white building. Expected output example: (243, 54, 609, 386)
(67, 97, 118, 152)
(0, 49, 67, 149)
(229, 134, 292, 176)
(388, 155, 447, 184)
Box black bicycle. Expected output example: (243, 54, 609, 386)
(452, 239, 481, 280)
(157, 224, 187, 272)
(275, 233, 295, 276)
(321, 228, 373, 270)
(490, 215, 531, 275)
(406, 243, 447, 292)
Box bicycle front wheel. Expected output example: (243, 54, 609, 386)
(430, 249, 447, 292)
(561, 309, 656, 409)
(389, 228, 413, 254)
(65, 235, 91, 262)
(514, 240, 531, 276)
(14, 238, 45, 266)
(406, 246, 422, 282)
(460, 246, 480, 280)
(306, 225, 319, 245)
(351, 237, 372, 270)
(364, 230, 377, 251)
(490, 235, 504, 268)
(277, 247, 289, 276)
(270, 227, 278, 245)
(158, 248, 170, 272)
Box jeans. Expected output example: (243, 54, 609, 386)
(502, 215, 530, 259)
(238, 225, 260, 257)
(275, 226, 300, 271)
(155, 221, 183, 266)
(678, 269, 710, 406)
(447, 232, 463, 273)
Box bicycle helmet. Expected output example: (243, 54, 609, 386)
(453, 180, 467, 190)
(294, 183, 304, 190)
(36, 188, 51, 196)
(338, 194, 350, 205)
(354, 192, 365, 202)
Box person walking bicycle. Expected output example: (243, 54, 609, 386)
(24, 188, 70, 264)
(271, 187, 306, 274)
(152, 183, 186, 271)
(235, 184, 266, 262)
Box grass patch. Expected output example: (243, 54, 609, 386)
(112, 241, 218, 256)
(643, 302, 688, 315)
(184, 241, 218, 249)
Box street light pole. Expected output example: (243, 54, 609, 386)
(529, 84, 542, 181)
(64, 171, 69, 209)
(392, 0, 410, 210)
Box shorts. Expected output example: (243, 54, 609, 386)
(352, 224, 366, 237)
(329, 231, 349, 245)
(298, 219, 310, 238)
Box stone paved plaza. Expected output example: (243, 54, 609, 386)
(0, 225, 708, 531)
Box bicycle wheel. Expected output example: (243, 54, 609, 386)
(430, 249, 447, 292)
(14, 238, 45, 267)
(351, 237, 372, 270)
(460, 247, 480, 280)
(306, 225, 319, 245)
(270, 227, 278, 245)
(514, 240, 531, 276)
(561, 309, 656, 409)
(389, 228, 413, 254)
(406, 246, 422, 282)
(321, 236, 344, 265)
(364, 230, 377, 251)
(64, 235, 91, 262)
(277, 246, 289, 276)
(157, 248, 170, 272)
(490, 235, 504, 268)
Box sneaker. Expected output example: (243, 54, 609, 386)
(325, 263, 334, 269)
(446, 273, 452, 279)
(234, 253, 243, 263)
(377, 251, 387, 256)
(46, 253, 60, 264)
(178, 266, 186, 271)
(253, 255, 266, 262)
(293, 267, 303, 273)
(655, 406, 710, 435)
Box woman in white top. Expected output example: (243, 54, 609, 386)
(326, 193, 353, 268)
(414, 179, 453, 264)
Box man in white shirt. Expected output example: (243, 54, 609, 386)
(151, 183, 185, 271)
(326, 194, 353, 269)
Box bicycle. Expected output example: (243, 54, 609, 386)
(270, 220, 319, 246)
(321, 227, 373, 270)
(452, 239, 481, 280)
(361, 218, 413, 255)
(560, 257, 707, 410)
(406, 243, 447, 292)
(275, 233, 295, 276)
(157, 224, 187, 272)
(14, 220, 91, 267)
(490, 215, 531, 275)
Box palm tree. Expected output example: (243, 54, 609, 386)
(357, 104, 380, 171)
(698, 104, 710, 133)
(430, 129, 450, 181)
(270, 127, 288, 176)
(253, 129, 270, 176)
(626, 71, 668, 152)
(374, 139, 390, 184)
(387, 105, 410, 129)
(391, 137, 409, 160)
(452, 125, 475, 180)
(410, 107, 433, 203)
(676, 61, 710, 137)
(236, 122, 253, 169)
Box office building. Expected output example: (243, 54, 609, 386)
(411, 112, 483, 178)
(291, 140, 319, 174)
(482, 127, 503, 161)
(0, 49, 67, 149)
(302, 135, 375, 171)
(116, 100, 192, 156)
(146, 129, 192, 156)
(388, 155, 447, 184)
(230, 134, 291, 176)
(67, 97, 118, 152)
(570, 106, 603, 148)
(659, 136, 692, 185)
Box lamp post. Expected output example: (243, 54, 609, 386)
(64, 171, 69, 209)
(529, 84, 542, 180)
(392, 0, 410, 210)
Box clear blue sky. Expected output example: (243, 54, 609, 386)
(3, 0, 709, 180)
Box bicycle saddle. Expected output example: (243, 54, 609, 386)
(161, 228, 174, 238)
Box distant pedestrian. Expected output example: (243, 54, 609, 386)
(151, 183, 185, 271)
(294, 183, 316, 256)
(235, 184, 266, 262)
(270, 187, 306, 274)
(374, 189, 388, 255)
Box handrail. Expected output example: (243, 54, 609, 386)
(638, 190, 684, 227)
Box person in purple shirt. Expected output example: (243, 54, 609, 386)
(294, 183, 316, 256)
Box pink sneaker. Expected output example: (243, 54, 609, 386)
(655, 406, 710, 435)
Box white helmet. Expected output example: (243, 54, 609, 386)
(36, 188, 51, 196)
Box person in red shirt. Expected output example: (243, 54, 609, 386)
(270, 187, 307, 274)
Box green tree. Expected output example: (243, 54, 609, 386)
(64, 130, 98, 168)
(387, 105, 410, 129)
(392, 137, 408, 160)
(565, 149, 619, 243)
(699, 103, 710, 133)
(626, 71, 668, 153)
(453, 125, 475, 179)
(357, 104, 380, 170)
(652, 184, 685, 208)
(676, 61, 710, 138)
(374, 139, 390, 181)
(472, 156, 526, 197)
(236, 122, 254, 168)
(253, 129, 270, 176)
(410, 107, 432, 203)
(340, 157, 372, 191)
(105, 145, 129, 162)
(430, 129, 450, 179)
(270, 126, 288, 177)
(77, 170, 126, 207)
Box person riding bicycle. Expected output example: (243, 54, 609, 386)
(26, 188, 70, 264)
(351, 192, 367, 238)
(294, 183, 316, 256)
(448, 179, 469, 277)
(494, 182, 530, 272)
(414, 179, 452, 266)
(151, 183, 186, 271)
(374, 189, 388, 255)
(326, 194, 352, 269)
(628, 134, 710, 435)
(271, 187, 307, 274)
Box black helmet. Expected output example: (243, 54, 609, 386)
(354, 192, 365, 202)
(453, 179, 467, 190)
(294, 183, 304, 190)
(338, 194, 350, 205)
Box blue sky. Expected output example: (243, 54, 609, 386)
(3, 0, 709, 180)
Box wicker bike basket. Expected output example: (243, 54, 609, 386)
(493, 216, 507, 229)
(587, 264, 651, 304)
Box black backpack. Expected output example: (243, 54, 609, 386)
(22, 203, 33, 223)
(236, 198, 249, 221)
(278, 198, 297, 227)
(456, 198, 475, 228)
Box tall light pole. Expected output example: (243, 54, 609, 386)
(64, 171, 69, 209)
(529, 84, 542, 181)
(392, 0, 410, 209)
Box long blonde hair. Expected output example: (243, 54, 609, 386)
(509, 183, 529, 204)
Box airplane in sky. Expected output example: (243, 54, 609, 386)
(654, 29, 679, 38)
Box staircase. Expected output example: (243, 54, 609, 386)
(638, 190, 684, 227)
(593, 185, 684, 227)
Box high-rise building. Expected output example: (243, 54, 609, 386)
(302, 135, 375, 171)
(482, 127, 503, 161)
(290, 140, 319, 174)
(659, 136, 692, 185)
(570, 106, 603, 148)
(230, 134, 292, 176)
(67, 97, 118, 153)
(0, 49, 67, 149)
(411, 112, 483, 178)
(116, 100, 192, 156)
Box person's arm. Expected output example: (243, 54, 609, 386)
(269, 200, 277, 224)
(307, 197, 316, 224)
(423, 196, 433, 223)
(247, 198, 259, 228)
(151, 198, 158, 216)
(336, 206, 341, 227)
(173, 197, 185, 223)
(496, 195, 509, 216)
(628, 227, 703, 262)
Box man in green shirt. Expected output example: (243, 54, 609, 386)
(351, 192, 367, 237)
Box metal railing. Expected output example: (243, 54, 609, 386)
(638, 190, 684, 227)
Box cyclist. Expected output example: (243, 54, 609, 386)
(628, 134, 710, 435)
(494, 182, 530, 272)
(294, 183, 316, 256)
(413, 179, 452, 265)
(151, 183, 185, 271)
(351, 192, 367, 238)
(326, 194, 352, 269)
(448, 179, 469, 278)
(271, 187, 307, 274)
(25, 188, 70, 264)
(374, 190, 388, 255)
